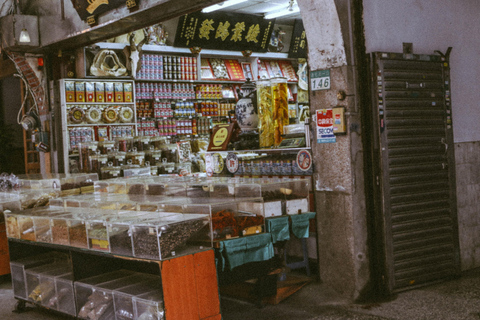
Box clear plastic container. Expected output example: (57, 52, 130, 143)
(55, 273, 76, 316)
(10, 252, 69, 299)
(114, 283, 162, 320)
(25, 263, 71, 305)
(134, 289, 165, 320)
(74, 270, 139, 319)
(132, 214, 209, 260)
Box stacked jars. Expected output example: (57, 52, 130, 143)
(256, 79, 274, 148)
(271, 77, 289, 147)
(256, 77, 289, 148)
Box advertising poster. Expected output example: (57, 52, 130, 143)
(316, 109, 336, 143)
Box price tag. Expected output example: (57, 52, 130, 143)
(310, 69, 331, 91)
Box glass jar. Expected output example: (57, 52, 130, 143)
(149, 136, 168, 151)
(145, 150, 163, 165)
(126, 150, 146, 166)
(176, 162, 192, 176)
(108, 151, 127, 167)
(90, 154, 108, 176)
(271, 77, 289, 147)
(101, 163, 122, 179)
(98, 140, 116, 154)
(115, 137, 134, 152)
(134, 136, 151, 151)
(160, 144, 177, 163)
(256, 79, 274, 148)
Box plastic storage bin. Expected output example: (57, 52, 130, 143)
(25, 263, 71, 305)
(10, 252, 69, 299)
(113, 281, 162, 320)
(55, 273, 76, 316)
(132, 214, 209, 260)
(134, 289, 165, 320)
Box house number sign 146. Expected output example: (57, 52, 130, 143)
(310, 69, 331, 91)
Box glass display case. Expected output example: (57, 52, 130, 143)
(17, 173, 98, 194)
(0, 192, 22, 217)
(179, 198, 266, 242)
(132, 214, 209, 260)
(5, 207, 67, 240)
(108, 212, 180, 257)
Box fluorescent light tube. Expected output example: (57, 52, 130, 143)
(202, 0, 248, 13)
(265, 6, 300, 19)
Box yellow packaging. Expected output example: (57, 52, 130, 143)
(75, 82, 85, 102)
(123, 83, 133, 102)
(65, 81, 75, 102)
(105, 82, 114, 102)
(95, 82, 105, 102)
(85, 82, 95, 102)
(114, 82, 124, 102)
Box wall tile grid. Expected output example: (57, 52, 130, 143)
(455, 142, 480, 270)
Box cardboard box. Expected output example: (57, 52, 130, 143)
(65, 81, 75, 102)
(75, 82, 85, 102)
(114, 82, 124, 102)
(85, 82, 95, 102)
(105, 82, 114, 102)
(123, 83, 133, 102)
(95, 82, 105, 103)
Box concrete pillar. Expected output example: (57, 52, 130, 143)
(298, 0, 370, 300)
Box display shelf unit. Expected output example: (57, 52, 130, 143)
(55, 78, 137, 174)
(9, 238, 221, 320)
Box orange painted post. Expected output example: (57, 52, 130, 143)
(194, 250, 220, 319)
(0, 223, 10, 275)
(162, 253, 199, 320)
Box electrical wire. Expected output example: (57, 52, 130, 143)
(3, 50, 40, 124)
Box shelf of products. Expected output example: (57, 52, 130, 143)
(56, 79, 137, 174)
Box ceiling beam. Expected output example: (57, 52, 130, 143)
(38, 0, 224, 53)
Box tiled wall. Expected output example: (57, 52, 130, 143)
(455, 141, 480, 270)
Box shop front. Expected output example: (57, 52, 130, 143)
(0, 0, 466, 316)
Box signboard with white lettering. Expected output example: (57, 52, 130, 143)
(174, 12, 275, 52)
(316, 109, 336, 143)
(310, 69, 331, 91)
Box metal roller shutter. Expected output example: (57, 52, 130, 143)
(371, 52, 460, 293)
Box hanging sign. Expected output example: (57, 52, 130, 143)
(310, 70, 331, 91)
(288, 19, 308, 58)
(316, 109, 336, 143)
(174, 12, 275, 52)
(71, 0, 139, 24)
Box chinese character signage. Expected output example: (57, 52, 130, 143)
(70, 0, 138, 23)
(288, 19, 307, 58)
(174, 12, 275, 52)
(316, 109, 336, 143)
